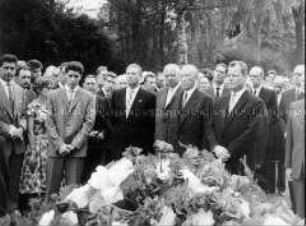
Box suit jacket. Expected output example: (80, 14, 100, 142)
(210, 90, 268, 174)
(0, 81, 27, 157)
(155, 86, 183, 150)
(279, 88, 301, 133)
(177, 89, 215, 155)
(285, 99, 305, 180)
(46, 87, 96, 158)
(108, 87, 156, 160)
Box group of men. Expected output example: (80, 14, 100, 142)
(0, 53, 304, 218)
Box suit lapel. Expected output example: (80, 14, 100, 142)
(0, 82, 14, 119)
(165, 86, 183, 109)
(224, 91, 249, 130)
(178, 89, 198, 128)
(160, 88, 168, 109)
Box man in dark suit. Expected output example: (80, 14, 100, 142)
(107, 64, 156, 161)
(0, 54, 27, 211)
(176, 64, 215, 156)
(206, 63, 230, 99)
(209, 61, 267, 175)
(155, 64, 183, 151)
(249, 66, 284, 193)
(46, 61, 96, 197)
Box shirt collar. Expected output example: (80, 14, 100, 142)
(254, 85, 262, 95)
(213, 83, 224, 90)
(168, 82, 180, 93)
(231, 87, 246, 99)
(65, 85, 79, 93)
(0, 78, 12, 86)
(185, 84, 197, 96)
(127, 85, 140, 94)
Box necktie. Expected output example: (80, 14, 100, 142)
(216, 87, 220, 97)
(253, 89, 257, 96)
(182, 91, 188, 108)
(7, 83, 14, 112)
(68, 89, 74, 104)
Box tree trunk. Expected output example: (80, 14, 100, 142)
(176, 12, 188, 65)
(292, 6, 305, 65)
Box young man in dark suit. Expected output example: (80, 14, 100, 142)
(176, 64, 215, 156)
(155, 64, 183, 151)
(210, 61, 268, 175)
(249, 66, 285, 193)
(107, 64, 156, 161)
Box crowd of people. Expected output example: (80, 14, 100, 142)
(0, 53, 304, 219)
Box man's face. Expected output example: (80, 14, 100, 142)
(144, 76, 156, 92)
(83, 77, 97, 94)
(213, 65, 227, 85)
(104, 75, 114, 94)
(227, 65, 245, 91)
(181, 71, 196, 91)
(66, 70, 81, 89)
(126, 66, 141, 88)
(249, 67, 263, 88)
(199, 76, 210, 92)
(292, 66, 305, 89)
(18, 69, 32, 89)
(164, 71, 179, 88)
(0, 62, 16, 82)
(31, 68, 42, 83)
(156, 74, 165, 89)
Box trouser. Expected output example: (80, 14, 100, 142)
(292, 179, 305, 219)
(46, 157, 84, 198)
(8, 154, 24, 210)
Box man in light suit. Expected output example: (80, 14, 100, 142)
(177, 64, 215, 156)
(285, 99, 304, 218)
(155, 64, 183, 151)
(46, 61, 95, 197)
(0, 54, 27, 211)
(206, 63, 230, 99)
(210, 61, 267, 175)
(285, 64, 305, 218)
(107, 64, 156, 162)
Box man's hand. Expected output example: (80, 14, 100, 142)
(58, 144, 70, 157)
(286, 168, 292, 181)
(213, 145, 230, 161)
(11, 127, 24, 140)
(97, 132, 104, 140)
(90, 131, 99, 137)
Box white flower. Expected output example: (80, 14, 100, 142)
(157, 206, 176, 226)
(156, 159, 171, 181)
(61, 211, 79, 225)
(112, 221, 128, 226)
(101, 186, 124, 205)
(65, 184, 91, 208)
(108, 158, 135, 187)
(190, 209, 215, 226)
(39, 210, 55, 226)
(263, 215, 288, 225)
(180, 169, 218, 195)
(88, 166, 115, 190)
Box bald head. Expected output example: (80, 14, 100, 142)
(163, 64, 181, 88)
(249, 66, 264, 88)
(180, 64, 199, 91)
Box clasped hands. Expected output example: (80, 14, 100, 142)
(58, 144, 76, 157)
(213, 145, 230, 161)
(90, 130, 104, 140)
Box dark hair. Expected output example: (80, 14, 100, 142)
(215, 63, 228, 73)
(96, 65, 108, 75)
(0, 54, 18, 67)
(27, 59, 43, 70)
(33, 77, 51, 93)
(267, 69, 277, 75)
(84, 74, 96, 81)
(201, 68, 213, 82)
(228, 60, 248, 76)
(65, 61, 84, 75)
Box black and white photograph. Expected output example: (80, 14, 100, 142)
(0, 0, 305, 225)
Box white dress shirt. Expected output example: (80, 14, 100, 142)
(213, 83, 225, 97)
(252, 85, 262, 97)
(182, 85, 197, 107)
(126, 85, 140, 117)
(0, 78, 12, 99)
(65, 85, 79, 102)
(165, 83, 180, 107)
(228, 87, 247, 113)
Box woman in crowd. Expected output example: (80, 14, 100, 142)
(19, 77, 52, 212)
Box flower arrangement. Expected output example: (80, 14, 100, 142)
(35, 144, 304, 226)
